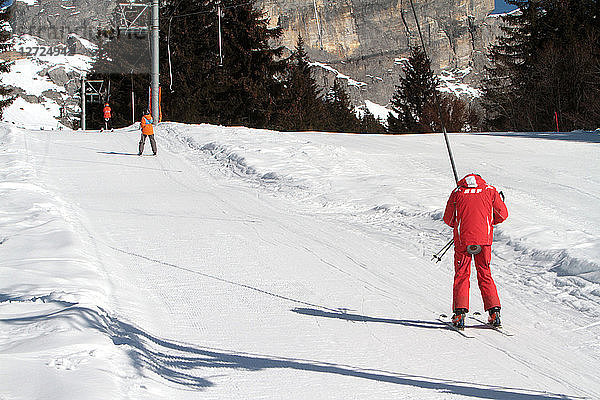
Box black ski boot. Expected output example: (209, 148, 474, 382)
(452, 308, 467, 330)
(488, 307, 501, 328)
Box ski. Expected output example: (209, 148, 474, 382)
(438, 315, 474, 338)
(470, 313, 514, 336)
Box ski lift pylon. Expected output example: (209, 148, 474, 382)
(117, 1, 150, 36)
(85, 79, 109, 104)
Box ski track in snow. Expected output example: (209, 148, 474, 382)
(159, 123, 600, 396)
(1, 122, 599, 399)
(162, 123, 600, 321)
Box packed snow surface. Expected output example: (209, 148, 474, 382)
(1, 122, 599, 399)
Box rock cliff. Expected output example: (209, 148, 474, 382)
(258, 0, 501, 105)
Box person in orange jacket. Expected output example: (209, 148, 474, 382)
(138, 109, 157, 156)
(443, 173, 508, 330)
(102, 103, 113, 132)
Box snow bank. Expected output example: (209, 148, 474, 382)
(0, 125, 109, 305)
(0, 124, 132, 399)
(3, 97, 65, 130)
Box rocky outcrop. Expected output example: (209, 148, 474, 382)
(10, 0, 115, 45)
(258, 0, 502, 106)
(5, 0, 114, 127)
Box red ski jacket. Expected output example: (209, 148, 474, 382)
(103, 105, 111, 119)
(443, 174, 508, 249)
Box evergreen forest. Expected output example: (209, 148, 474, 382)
(86, 0, 599, 133)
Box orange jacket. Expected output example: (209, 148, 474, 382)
(103, 105, 111, 119)
(140, 114, 154, 135)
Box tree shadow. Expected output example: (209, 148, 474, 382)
(97, 151, 139, 156)
(482, 131, 600, 144)
(0, 292, 77, 307)
(0, 304, 582, 399)
(291, 307, 447, 331)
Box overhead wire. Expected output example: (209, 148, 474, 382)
(171, 1, 253, 19)
(167, 0, 254, 89)
(408, 0, 459, 260)
(166, 0, 186, 91)
(407, 0, 459, 184)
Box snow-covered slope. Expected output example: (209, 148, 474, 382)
(1, 122, 599, 399)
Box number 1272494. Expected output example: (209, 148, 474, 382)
(18, 46, 71, 57)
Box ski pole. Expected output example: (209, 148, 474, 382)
(432, 238, 454, 263)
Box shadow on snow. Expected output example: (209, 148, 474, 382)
(0, 304, 581, 399)
(97, 151, 140, 156)
(481, 131, 600, 144)
(292, 307, 447, 330)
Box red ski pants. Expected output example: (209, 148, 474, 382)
(452, 245, 501, 312)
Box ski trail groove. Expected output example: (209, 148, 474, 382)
(104, 242, 343, 313)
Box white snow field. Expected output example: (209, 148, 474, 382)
(1, 122, 599, 399)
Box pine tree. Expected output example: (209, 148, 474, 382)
(91, 0, 287, 129)
(483, 0, 600, 131)
(324, 80, 360, 133)
(388, 48, 438, 133)
(358, 108, 386, 134)
(0, 9, 14, 118)
(94, 27, 150, 76)
(422, 93, 472, 132)
(276, 35, 324, 131)
(160, 0, 286, 128)
(88, 26, 151, 129)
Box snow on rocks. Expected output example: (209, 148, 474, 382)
(354, 100, 395, 125)
(1, 34, 95, 129)
(437, 68, 483, 98)
(2, 96, 66, 130)
(310, 61, 368, 88)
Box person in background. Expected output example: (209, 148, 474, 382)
(443, 173, 508, 330)
(102, 103, 113, 132)
(138, 109, 157, 156)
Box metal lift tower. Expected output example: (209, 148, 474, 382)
(151, 0, 159, 125)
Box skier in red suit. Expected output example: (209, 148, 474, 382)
(443, 173, 508, 329)
(102, 103, 113, 132)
